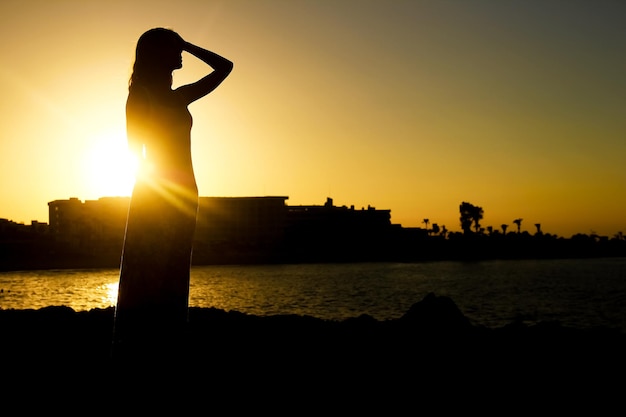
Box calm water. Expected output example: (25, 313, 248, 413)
(1, 258, 625, 332)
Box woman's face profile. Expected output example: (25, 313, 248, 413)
(162, 36, 183, 71)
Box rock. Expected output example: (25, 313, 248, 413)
(399, 292, 473, 332)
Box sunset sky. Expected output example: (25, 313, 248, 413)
(1, 0, 624, 238)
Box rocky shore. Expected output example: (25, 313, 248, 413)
(1, 293, 624, 411)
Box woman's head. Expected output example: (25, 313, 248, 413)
(130, 28, 184, 89)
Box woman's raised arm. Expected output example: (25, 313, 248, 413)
(177, 41, 233, 105)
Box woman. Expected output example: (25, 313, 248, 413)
(113, 28, 233, 359)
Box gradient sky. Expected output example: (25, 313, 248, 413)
(1, 0, 624, 237)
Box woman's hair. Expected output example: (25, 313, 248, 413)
(129, 28, 182, 90)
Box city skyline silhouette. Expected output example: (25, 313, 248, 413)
(3, 192, 625, 238)
(2, 194, 624, 273)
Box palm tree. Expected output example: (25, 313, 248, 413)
(422, 218, 430, 231)
(471, 206, 484, 233)
(501, 224, 508, 235)
(534, 223, 542, 234)
(459, 202, 483, 234)
(513, 218, 523, 233)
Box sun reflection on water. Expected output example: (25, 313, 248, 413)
(104, 282, 119, 307)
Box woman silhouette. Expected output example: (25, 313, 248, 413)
(113, 28, 232, 359)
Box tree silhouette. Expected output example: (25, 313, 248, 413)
(501, 224, 508, 234)
(534, 223, 542, 234)
(513, 218, 523, 233)
(459, 202, 483, 234)
(422, 218, 430, 231)
(472, 207, 483, 233)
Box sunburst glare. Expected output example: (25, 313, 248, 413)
(83, 129, 138, 197)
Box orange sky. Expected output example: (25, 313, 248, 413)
(1, 0, 624, 238)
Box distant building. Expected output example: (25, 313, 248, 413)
(283, 197, 395, 262)
(0, 218, 50, 270)
(48, 197, 87, 248)
(193, 196, 289, 263)
(48, 197, 129, 254)
(44, 195, 397, 264)
(287, 197, 391, 230)
(195, 196, 289, 245)
(83, 197, 130, 253)
(0, 218, 48, 238)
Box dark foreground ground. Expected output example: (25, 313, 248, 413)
(1, 293, 624, 412)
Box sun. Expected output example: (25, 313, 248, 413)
(83, 129, 138, 197)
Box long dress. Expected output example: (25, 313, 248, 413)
(113, 90, 198, 360)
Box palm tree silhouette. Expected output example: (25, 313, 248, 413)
(459, 202, 483, 234)
(513, 218, 523, 233)
(471, 206, 484, 233)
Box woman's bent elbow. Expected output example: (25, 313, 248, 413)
(223, 60, 234, 75)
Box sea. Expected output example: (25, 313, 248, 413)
(1, 257, 625, 333)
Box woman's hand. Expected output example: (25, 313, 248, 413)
(176, 40, 233, 105)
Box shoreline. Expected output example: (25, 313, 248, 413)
(2, 293, 624, 361)
(2, 293, 624, 408)
(2, 252, 625, 273)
